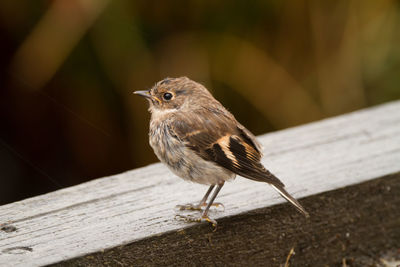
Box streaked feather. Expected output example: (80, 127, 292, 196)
(171, 107, 284, 187)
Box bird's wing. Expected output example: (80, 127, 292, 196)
(236, 122, 264, 157)
(171, 108, 309, 217)
(171, 108, 284, 187)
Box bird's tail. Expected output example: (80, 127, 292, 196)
(271, 184, 309, 218)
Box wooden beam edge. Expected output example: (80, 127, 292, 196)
(53, 172, 400, 266)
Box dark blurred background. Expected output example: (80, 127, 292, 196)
(1, 0, 399, 205)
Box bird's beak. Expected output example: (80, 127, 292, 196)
(134, 90, 152, 99)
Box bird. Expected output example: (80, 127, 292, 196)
(134, 77, 309, 227)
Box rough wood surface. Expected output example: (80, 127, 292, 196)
(0, 101, 400, 266)
(56, 173, 400, 267)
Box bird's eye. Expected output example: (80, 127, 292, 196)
(163, 92, 173, 100)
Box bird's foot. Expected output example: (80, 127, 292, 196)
(175, 202, 225, 212)
(175, 214, 218, 230)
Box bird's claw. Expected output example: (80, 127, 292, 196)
(175, 202, 225, 212)
(175, 214, 218, 230)
(175, 203, 202, 211)
(206, 202, 225, 212)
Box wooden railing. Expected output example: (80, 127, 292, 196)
(1, 101, 399, 266)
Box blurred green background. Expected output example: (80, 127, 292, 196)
(0, 0, 399, 205)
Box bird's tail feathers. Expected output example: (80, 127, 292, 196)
(271, 184, 309, 218)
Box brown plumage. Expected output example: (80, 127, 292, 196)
(135, 77, 309, 227)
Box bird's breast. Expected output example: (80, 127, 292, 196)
(149, 120, 234, 184)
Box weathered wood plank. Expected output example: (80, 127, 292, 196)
(56, 173, 400, 267)
(0, 101, 400, 266)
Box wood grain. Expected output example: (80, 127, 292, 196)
(0, 101, 400, 266)
(56, 173, 400, 267)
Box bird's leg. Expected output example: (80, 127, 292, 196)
(175, 184, 224, 211)
(175, 185, 214, 211)
(198, 185, 215, 207)
(199, 182, 224, 226)
(175, 182, 225, 228)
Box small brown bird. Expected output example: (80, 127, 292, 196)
(135, 77, 309, 226)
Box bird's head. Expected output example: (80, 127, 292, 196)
(134, 77, 212, 113)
